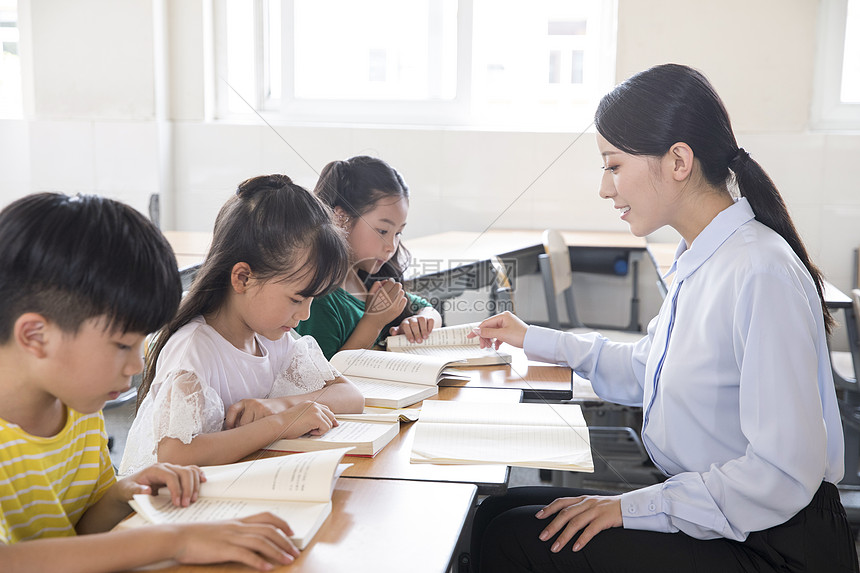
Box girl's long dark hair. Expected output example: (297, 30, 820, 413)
(137, 174, 349, 410)
(594, 63, 833, 333)
(314, 155, 411, 282)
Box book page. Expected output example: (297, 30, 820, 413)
(337, 405, 421, 423)
(129, 494, 331, 550)
(348, 375, 439, 400)
(385, 323, 480, 349)
(267, 421, 398, 454)
(197, 447, 349, 503)
(417, 400, 587, 428)
(389, 344, 511, 364)
(411, 423, 593, 471)
(331, 349, 450, 384)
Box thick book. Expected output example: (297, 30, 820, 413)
(123, 448, 350, 550)
(265, 419, 399, 457)
(331, 349, 466, 408)
(384, 323, 512, 366)
(410, 401, 594, 472)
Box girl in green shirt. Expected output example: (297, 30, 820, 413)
(297, 156, 441, 359)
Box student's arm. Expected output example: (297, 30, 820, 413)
(157, 401, 337, 467)
(75, 463, 205, 535)
(341, 279, 407, 351)
(226, 376, 365, 428)
(1, 514, 298, 573)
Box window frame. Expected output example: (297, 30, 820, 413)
(812, 0, 860, 130)
(274, 0, 473, 125)
(214, 0, 617, 129)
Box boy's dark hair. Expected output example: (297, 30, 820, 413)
(0, 192, 182, 343)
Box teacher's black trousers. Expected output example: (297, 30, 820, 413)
(472, 483, 859, 572)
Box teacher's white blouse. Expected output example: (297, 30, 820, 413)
(524, 198, 844, 541)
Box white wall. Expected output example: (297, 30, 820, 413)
(1, 0, 858, 319)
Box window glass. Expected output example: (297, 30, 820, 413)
(219, 0, 615, 128)
(293, 0, 458, 101)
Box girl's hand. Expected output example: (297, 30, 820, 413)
(390, 314, 435, 343)
(172, 512, 300, 570)
(467, 311, 529, 350)
(365, 279, 407, 327)
(535, 495, 622, 553)
(276, 400, 338, 439)
(118, 463, 206, 508)
(226, 398, 290, 429)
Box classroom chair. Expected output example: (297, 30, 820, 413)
(538, 229, 643, 342)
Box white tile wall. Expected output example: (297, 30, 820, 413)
(28, 120, 96, 193)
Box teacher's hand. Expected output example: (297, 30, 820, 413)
(535, 495, 622, 552)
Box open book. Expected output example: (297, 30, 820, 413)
(124, 448, 350, 550)
(411, 401, 594, 472)
(385, 323, 512, 366)
(265, 419, 399, 457)
(331, 349, 468, 408)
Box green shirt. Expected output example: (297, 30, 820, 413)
(297, 287, 432, 360)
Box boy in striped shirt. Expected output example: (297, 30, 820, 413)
(0, 193, 299, 572)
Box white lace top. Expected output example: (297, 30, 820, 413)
(118, 316, 340, 475)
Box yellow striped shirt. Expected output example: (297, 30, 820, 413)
(0, 408, 116, 544)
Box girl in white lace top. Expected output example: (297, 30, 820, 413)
(120, 175, 364, 475)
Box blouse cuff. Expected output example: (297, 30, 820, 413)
(620, 484, 674, 533)
(523, 325, 565, 364)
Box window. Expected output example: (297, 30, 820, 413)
(813, 0, 860, 129)
(215, 0, 617, 130)
(0, 1, 21, 118)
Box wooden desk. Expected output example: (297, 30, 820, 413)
(405, 229, 648, 328)
(133, 478, 477, 573)
(340, 386, 520, 494)
(439, 345, 574, 401)
(252, 387, 519, 495)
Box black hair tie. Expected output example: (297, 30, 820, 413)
(730, 147, 749, 169)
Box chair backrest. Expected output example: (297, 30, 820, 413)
(541, 229, 572, 296)
(490, 255, 516, 314)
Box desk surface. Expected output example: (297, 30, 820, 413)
(439, 345, 573, 400)
(135, 478, 477, 573)
(339, 386, 520, 493)
(407, 229, 646, 266)
(252, 387, 519, 495)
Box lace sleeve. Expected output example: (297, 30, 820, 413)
(270, 335, 341, 397)
(119, 369, 225, 476)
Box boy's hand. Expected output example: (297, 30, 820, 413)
(468, 311, 529, 350)
(226, 398, 290, 429)
(119, 463, 205, 508)
(390, 314, 435, 343)
(365, 279, 407, 327)
(173, 512, 300, 570)
(276, 401, 338, 438)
